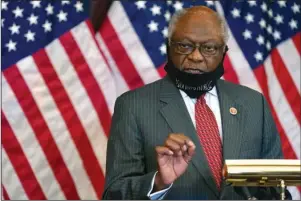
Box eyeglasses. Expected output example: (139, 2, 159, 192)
(169, 40, 225, 56)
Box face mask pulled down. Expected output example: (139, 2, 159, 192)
(164, 43, 228, 98)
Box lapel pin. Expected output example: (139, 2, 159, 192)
(229, 107, 237, 115)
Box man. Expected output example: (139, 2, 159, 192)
(102, 6, 290, 200)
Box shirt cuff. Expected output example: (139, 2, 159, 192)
(147, 171, 173, 200)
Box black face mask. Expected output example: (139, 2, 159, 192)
(164, 41, 228, 98)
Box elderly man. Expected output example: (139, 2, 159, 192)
(102, 6, 289, 200)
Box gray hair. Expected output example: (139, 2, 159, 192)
(167, 8, 229, 44)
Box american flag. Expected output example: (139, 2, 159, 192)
(2, 0, 115, 199)
(1, 0, 300, 200)
(96, 0, 300, 199)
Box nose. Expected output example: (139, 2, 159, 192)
(187, 47, 205, 62)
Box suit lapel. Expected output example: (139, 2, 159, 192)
(159, 77, 219, 197)
(216, 80, 246, 160)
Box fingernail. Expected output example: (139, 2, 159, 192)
(183, 145, 187, 151)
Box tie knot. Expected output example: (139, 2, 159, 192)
(197, 94, 206, 104)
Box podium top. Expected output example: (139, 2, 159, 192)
(225, 159, 301, 166)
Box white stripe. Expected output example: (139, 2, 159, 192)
(287, 186, 301, 200)
(45, 39, 107, 174)
(96, 32, 130, 97)
(108, 1, 161, 84)
(1, 74, 65, 199)
(16, 57, 97, 199)
(264, 56, 300, 158)
(2, 149, 28, 200)
(215, 2, 262, 93)
(71, 21, 117, 115)
(277, 39, 301, 94)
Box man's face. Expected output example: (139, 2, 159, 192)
(169, 11, 225, 74)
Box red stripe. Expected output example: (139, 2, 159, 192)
(44, 35, 105, 197)
(3, 67, 80, 199)
(270, 50, 301, 125)
(1, 112, 46, 199)
(2, 185, 10, 200)
(253, 66, 298, 159)
(292, 32, 301, 55)
(99, 16, 145, 90)
(60, 28, 112, 137)
(223, 55, 239, 84)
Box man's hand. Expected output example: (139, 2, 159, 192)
(154, 133, 196, 191)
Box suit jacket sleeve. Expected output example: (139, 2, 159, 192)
(261, 94, 283, 159)
(256, 95, 292, 200)
(102, 94, 156, 200)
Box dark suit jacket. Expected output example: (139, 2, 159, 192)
(102, 76, 285, 200)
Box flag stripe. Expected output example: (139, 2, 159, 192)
(78, 22, 117, 115)
(253, 65, 300, 201)
(277, 39, 301, 94)
(95, 33, 130, 96)
(3, 67, 76, 199)
(1, 74, 65, 199)
(57, 33, 106, 198)
(223, 55, 240, 84)
(30, 51, 98, 200)
(58, 30, 110, 169)
(292, 33, 301, 55)
(70, 22, 116, 119)
(253, 66, 298, 159)
(107, 2, 161, 84)
(270, 50, 301, 125)
(45, 39, 106, 198)
(60, 32, 111, 136)
(100, 16, 145, 89)
(288, 187, 301, 201)
(2, 1, 109, 200)
(215, 1, 262, 93)
(2, 184, 10, 200)
(264, 57, 300, 158)
(1, 123, 39, 200)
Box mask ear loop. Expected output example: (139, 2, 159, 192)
(222, 45, 229, 59)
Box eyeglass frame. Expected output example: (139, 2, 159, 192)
(168, 39, 226, 57)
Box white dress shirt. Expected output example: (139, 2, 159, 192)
(148, 87, 223, 199)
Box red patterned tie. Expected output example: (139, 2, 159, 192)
(195, 95, 223, 190)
